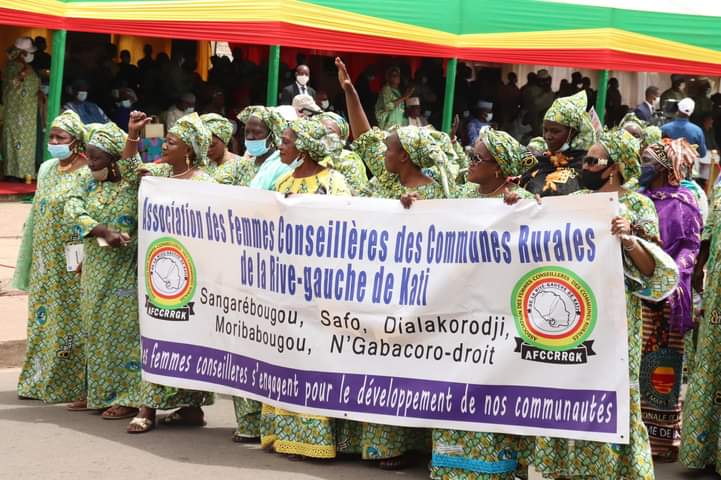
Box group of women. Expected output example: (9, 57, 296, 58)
(12, 56, 721, 479)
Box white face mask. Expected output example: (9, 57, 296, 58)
(653, 97, 660, 109)
(23, 53, 34, 63)
(91, 167, 109, 181)
(320, 100, 330, 109)
(111, 89, 120, 99)
(120, 99, 132, 108)
(77, 91, 88, 102)
(485, 113, 493, 122)
(296, 74, 310, 86)
(40, 85, 49, 95)
(184, 107, 195, 114)
(288, 156, 304, 170)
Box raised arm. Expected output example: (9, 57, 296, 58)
(122, 110, 152, 161)
(335, 57, 371, 139)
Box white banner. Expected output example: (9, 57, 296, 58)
(138, 177, 630, 443)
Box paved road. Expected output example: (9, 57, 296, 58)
(0, 200, 718, 479)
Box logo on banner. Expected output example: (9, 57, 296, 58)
(511, 267, 597, 364)
(144, 237, 196, 321)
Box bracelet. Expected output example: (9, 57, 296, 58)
(127, 136, 141, 143)
(622, 239, 637, 252)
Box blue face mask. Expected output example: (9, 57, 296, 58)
(639, 164, 658, 188)
(245, 136, 270, 157)
(48, 143, 72, 160)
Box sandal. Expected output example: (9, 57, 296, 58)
(160, 409, 206, 427)
(127, 416, 155, 434)
(232, 432, 260, 443)
(101, 405, 139, 420)
(379, 455, 409, 470)
(66, 400, 101, 412)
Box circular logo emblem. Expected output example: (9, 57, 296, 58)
(145, 237, 196, 309)
(511, 267, 596, 351)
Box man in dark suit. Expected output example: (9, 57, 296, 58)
(634, 86, 660, 122)
(280, 64, 316, 105)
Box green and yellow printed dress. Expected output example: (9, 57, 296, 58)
(64, 156, 144, 409)
(323, 149, 368, 196)
(138, 168, 216, 410)
(432, 181, 533, 480)
(528, 190, 678, 480)
(16, 159, 88, 402)
(1, 58, 39, 179)
(350, 129, 442, 460)
(680, 184, 721, 474)
(259, 168, 351, 458)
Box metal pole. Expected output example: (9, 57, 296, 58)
(442, 58, 458, 133)
(266, 45, 280, 107)
(595, 69, 609, 126)
(45, 29, 67, 160)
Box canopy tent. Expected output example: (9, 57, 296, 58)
(5, 0, 721, 75)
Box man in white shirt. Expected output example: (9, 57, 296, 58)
(280, 65, 316, 105)
(164, 92, 196, 131)
(406, 97, 428, 127)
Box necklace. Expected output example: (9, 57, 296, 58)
(479, 180, 508, 197)
(171, 168, 194, 178)
(57, 155, 84, 173)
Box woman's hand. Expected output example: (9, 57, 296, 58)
(450, 114, 460, 142)
(400, 192, 420, 209)
(403, 86, 415, 99)
(335, 57, 353, 93)
(611, 216, 632, 237)
(104, 230, 131, 248)
(128, 111, 152, 138)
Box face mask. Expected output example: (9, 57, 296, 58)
(40, 85, 49, 95)
(296, 75, 310, 86)
(91, 167, 109, 181)
(288, 156, 304, 170)
(245, 137, 270, 157)
(653, 97, 660, 109)
(77, 91, 88, 102)
(462, 110, 470, 119)
(580, 169, 607, 191)
(111, 89, 120, 99)
(320, 100, 330, 109)
(639, 164, 658, 187)
(48, 143, 72, 160)
(184, 107, 195, 114)
(120, 99, 132, 108)
(23, 53, 34, 63)
(485, 113, 493, 122)
(558, 129, 573, 152)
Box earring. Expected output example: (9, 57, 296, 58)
(495, 170, 500, 178)
(609, 172, 615, 184)
(185, 154, 191, 169)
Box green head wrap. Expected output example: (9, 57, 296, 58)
(543, 91, 596, 150)
(599, 128, 641, 182)
(642, 126, 662, 147)
(393, 125, 452, 197)
(480, 128, 530, 177)
(201, 113, 233, 145)
(87, 122, 127, 158)
(238, 106, 287, 147)
(168, 113, 212, 166)
(288, 119, 343, 163)
(316, 112, 350, 142)
(51, 110, 88, 148)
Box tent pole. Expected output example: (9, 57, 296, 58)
(266, 45, 280, 107)
(595, 69, 609, 126)
(45, 29, 67, 160)
(442, 58, 458, 133)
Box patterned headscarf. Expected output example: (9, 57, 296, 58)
(238, 106, 287, 146)
(394, 125, 452, 197)
(620, 112, 647, 130)
(543, 91, 596, 150)
(479, 128, 529, 177)
(527, 136, 547, 155)
(644, 138, 698, 185)
(51, 110, 88, 148)
(87, 122, 127, 157)
(316, 112, 350, 142)
(201, 113, 233, 145)
(599, 128, 641, 182)
(288, 118, 343, 163)
(169, 113, 212, 166)
(642, 126, 661, 147)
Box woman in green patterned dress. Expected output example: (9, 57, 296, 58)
(214, 106, 286, 187)
(2, 37, 40, 180)
(430, 128, 535, 480)
(528, 128, 679, 479)
(336, 56, 451, 469)
(316, 111, 368, 195)
(679, 181, 721, 474)
(259, 118, 350, 460)
(14, 111, 88, 404)
(64, 122, 144, 420)
(201, 113, 239, 177)
(128, 111, 216, 433)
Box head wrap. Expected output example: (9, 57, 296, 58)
(599, 128, 641, 182)
(644, 138, 698, 185)
(479, 128, 528, 177)
(642, 126, 661, 147)
(543, 90, 596, 150)
(87, 122, 127, 158)
(201, 113, 233, 145)
(620, 112, 647, 130)
(238, 106, 287, 146)
(394, 125, 452, 197)
(527, 136, 547, 155)
(288, 118, 343, 163)
(51, 110, 88, 148)
(168, 113, 212, 166)
(316, 112, 349, 142)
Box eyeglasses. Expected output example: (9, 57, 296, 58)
(469, 154, 495, 165)
(583, 156, 611, 167)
